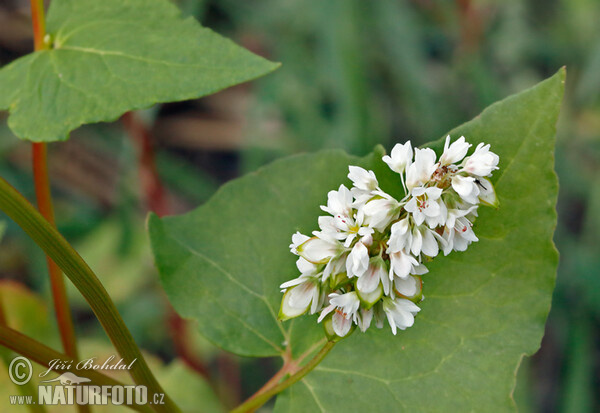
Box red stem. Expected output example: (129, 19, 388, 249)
(121, 112, 214, 381)
(121, 112, 169, 216)
(29, 0, 80, 362)
(29, 0, 46, 51)
(32, 143, 80, 360)
(168, 309, 210, 378)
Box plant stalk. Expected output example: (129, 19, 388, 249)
(0, 176, 180, 413)
(0, 324, 153, 413)
(121, 112, 169, 216)
(32, 143, 80, 361)
(231, 341, 335, 413)
(29, 0, 47, 51)
(122, 112, 214, 380)
(29, 0, 80, 363)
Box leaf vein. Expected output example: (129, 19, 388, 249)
(301, 379, 326, 413)
(168, 232, 286, 353)
(59, 45, 225, 70)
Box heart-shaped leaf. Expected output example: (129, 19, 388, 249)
(0, 0, 278, 142)
(149, 69, 564, 410)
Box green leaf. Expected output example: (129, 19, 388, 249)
(0, 0, 279, 142)
(149, 68, 564, 409)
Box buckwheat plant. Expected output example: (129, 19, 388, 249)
(279, 136, 500, 339)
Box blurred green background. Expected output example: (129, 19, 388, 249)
(0, 0, 598, 411)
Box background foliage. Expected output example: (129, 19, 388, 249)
(0, 0, 598, 411)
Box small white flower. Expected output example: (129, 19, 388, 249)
(321, 184, 353, 217)
(411, 263, 429, 276)
(475, 177, 499, 207)
(388, 249, 419, 279)
(382, 297, 421, 335)
(296, 236, 340, 264)
(394, 275, 422, 299)
(346, 241, 370, 278)
(463, 142, 499, 176)
(354, 308, 373, 332)
(322, 252, 347, 282)
(279, 278, 320, 320)
(290, 232, 310, 254)
(296, 257, 318, 275)
(442, 216, 479, 255)
(357, 259, 388, 294)
(451, 175, 480, 204)
(362, 191, 401, 231)
(440, 135, 471, 166)
(445, 204, 476, 231)
(329, 291, 361, 316)
(387, 218, 411, 253)
(404, 186, 445, 227)
(410, 224, 440, 257)
(383, 141, 413, 174)
(350, 187, 373, 209)
(406, 148, 438, 190)
(318, 292, 361, 337)
(348, 166, 378, 192)
(315, 209, 372, 248)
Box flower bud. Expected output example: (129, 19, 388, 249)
(475, 177, 499, 208)
(356, 281, 383, 309)
(322, 313, 356, 341)
(278, 281, 318, 321)
(297, 237, 340, 264)
(329, 271, 351, 290)
(394, 275, 423, 303)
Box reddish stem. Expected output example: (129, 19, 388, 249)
(121, 112, 215, 381)
(121, 112, 169, 217)
(32, 143, 80, 360)
(29, 0, 80, 362)
(0, 291, 7, 326)
(29, 0, 47, 51)
(455, 0, 486, 55)
(168, 309, 210, 378)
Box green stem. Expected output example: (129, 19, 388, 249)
(230, 341, 336, 413)
(0, 324, 153, 413)
(0, 176, 180, 413)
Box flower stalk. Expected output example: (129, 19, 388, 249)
(231, 341, 336, 413)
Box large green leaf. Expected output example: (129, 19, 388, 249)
(149, 69, 564, 410)
(0, 0, 278, 142)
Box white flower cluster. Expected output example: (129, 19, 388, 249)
(279, 136, 499, 339)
